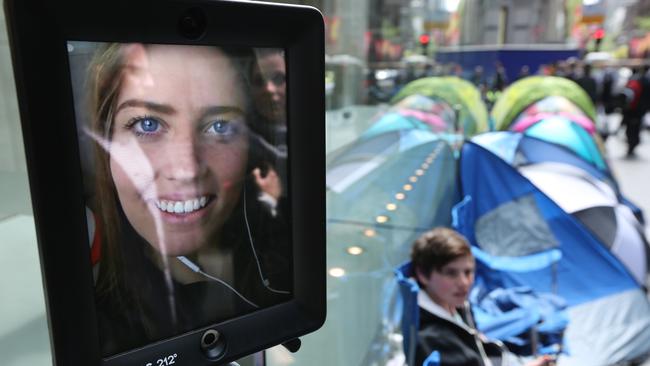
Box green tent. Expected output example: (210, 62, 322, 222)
(491, 76, 597, 131)
(391, 76, 489, 136)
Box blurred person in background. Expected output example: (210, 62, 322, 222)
(471, 65, 486, 88)
(492, 62, 508, 92)
(575, 64, 597, 105)
(621, 67, 645, 156)
(600, 67, 615, 115)
(517, 65, 530, 81)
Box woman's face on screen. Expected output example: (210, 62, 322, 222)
(108, 44, 249, 257)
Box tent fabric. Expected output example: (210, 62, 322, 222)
(396, 108, 449, 131)
(515, 95, 587, 121)
(470, 286, 568, 353)
(423, 351, 441, 366)
(516, 135, 611, 183)
(572, 207, 617, 247)
(610, 206, 648, 285)
(474, 195, 559, 257)
(471, 131, 523, 164)
(360, 112, 432, 139)
(394, 94, 456, 129)
(490, 76, 597, 131)
(470, 246, 563, 273)
(519, 163, 617, 213)
(471, 131, 646, 227)
(556, 289, 650, 366)
(511, 111, 596, 135)
(455, 141, 638, 307)
(456, 136, 650, 365)
(509, 95, 595, 141)
(522, 117, 607, 171)
(390, 77, 489, 136)
(519, 162, 648, 285)
(473, 306, 540, 341)
(357, 109, 464, 153)
(472, 131, 619, 200)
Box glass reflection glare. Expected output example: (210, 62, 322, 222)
(346, 246, 364, 256)
(328, 268, 346, 277)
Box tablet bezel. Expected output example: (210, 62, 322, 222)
(4, 0, 325, 364)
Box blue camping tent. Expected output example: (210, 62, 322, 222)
(471, 132, 613, 188)
(359, 108, 464, 152)
(472, 131, 644, 224)
(521, 116, 607, 172)
(453, 140, 650, 365)
(360, 112, 433, 139)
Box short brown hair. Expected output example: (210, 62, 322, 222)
(411, 227, 472, 277)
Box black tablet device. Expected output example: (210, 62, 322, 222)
(4, 0, 325, 364)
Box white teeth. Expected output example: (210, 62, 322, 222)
(155, 196, 210, 214)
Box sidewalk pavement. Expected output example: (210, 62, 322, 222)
(603, 118, 650, 366)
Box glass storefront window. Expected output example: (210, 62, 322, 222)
(266, 0, 647, 365)
(0, 7, 52, 366)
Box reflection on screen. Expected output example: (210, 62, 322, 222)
(67, 41, 291, 356)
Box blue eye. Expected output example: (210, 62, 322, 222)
(206, 120, 236, 137)
(133, 117, 160, 133)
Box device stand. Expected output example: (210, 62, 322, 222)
(282, 338, 301, 353)
(226, 338, 299, 366)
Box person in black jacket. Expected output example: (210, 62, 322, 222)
(575, 64, 597, 105)
(621, 67, 646, 156)
(410, 227, 553, 366)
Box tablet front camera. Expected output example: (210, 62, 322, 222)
(177, 7, 207, 40)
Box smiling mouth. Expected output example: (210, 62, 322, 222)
(154, 196, 212, 214)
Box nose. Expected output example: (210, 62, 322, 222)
(266, 80, 279, 95)
(162, 135, 206, 182)
(459, 273, 473, 288)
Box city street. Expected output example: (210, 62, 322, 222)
(604, 115, 650, 237)
(605, 116, 650, 366)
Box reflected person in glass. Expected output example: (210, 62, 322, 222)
(249, 48, 288, 198)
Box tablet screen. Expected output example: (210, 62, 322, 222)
(67, 42, 292, 357)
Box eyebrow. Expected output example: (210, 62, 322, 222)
(200, 106, 246, 119)
(115, 100, 245, 119)
(116, 99, 176, 115)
